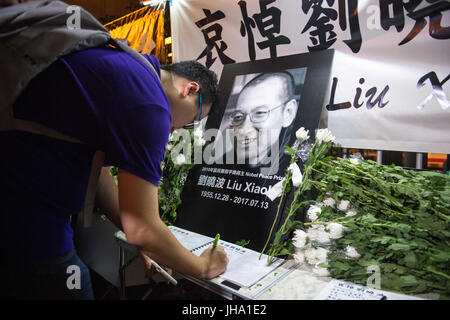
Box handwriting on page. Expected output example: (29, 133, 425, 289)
(315, 279, 385, 300)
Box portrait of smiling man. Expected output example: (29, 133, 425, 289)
(175, 51, 334, 252)
(213, 70, 305, 174)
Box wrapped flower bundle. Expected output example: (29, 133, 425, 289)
(262, 128, 450, 298)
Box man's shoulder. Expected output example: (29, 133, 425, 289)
(62, 47, 161, 81)
(60, 48, 167, 110)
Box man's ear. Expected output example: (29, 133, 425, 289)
(282, 99, 298, 127)
(181, 81, 200, 97)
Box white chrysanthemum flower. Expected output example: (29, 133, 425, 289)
(346, 209, 358, 217)
(166, 144, 173, 151)
(312, 262, 330, 277)
(337, 199, 350, 211)
(315, 247, 329, 263)
(322, 197, 336, 208)
(173, 154, 187, 166)
(293, 229, 308, 248)
(316, 128, 335, 144)
(345, 245, 361, 259)
(327, 222, 344, 239)
(293, 249, 305, 265)
(295, 127, 310, 141)
(304, 247, 329, 265)
(307, 225, 331, 245)
(349, 158, 360, 165)
(307, 205, 322, 221)
(304, 247, 318, 265)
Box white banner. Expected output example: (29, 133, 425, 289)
(171, 0, 450, 153)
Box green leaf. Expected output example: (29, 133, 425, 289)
(277, 248, 292, 256)
(235, 239, 250, 247)
(404, 252, 417, 269)
(429, 250, 450, 263)
(387, 243, 411, 251)
(329, 261, 351, 271)
(284, 146, 295, 157)
(372, 236, 394, 245)
(398, 275, 419, 288)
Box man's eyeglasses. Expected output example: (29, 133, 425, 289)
(183, 92, 202, 130)
(227, 99, 290, 127)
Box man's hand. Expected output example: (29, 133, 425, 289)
(199, 245, 229, 280)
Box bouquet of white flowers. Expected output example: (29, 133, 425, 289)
(262, 128, 450, 297)
(159, 128, 199, 225)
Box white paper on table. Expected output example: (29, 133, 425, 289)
(169, 226, 285, 288)
(217, 242, 284, 288)
(314, 279, 422, 300)
(169, 226, 213, 251)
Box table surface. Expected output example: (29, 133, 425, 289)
(185, 259, 336, 300)
(181, 259, 438, 300)
(256, 261, 330, 300)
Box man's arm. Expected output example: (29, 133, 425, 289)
(117, 169, 228, 279)
(95, 166, 122, 230)
(95, 166, 166, 279)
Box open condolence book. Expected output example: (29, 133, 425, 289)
(168, 226, 284, 288)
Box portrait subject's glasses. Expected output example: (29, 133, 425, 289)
(183, 91, 202, 130)
(228, 99, 290, 127)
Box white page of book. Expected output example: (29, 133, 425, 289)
(169, 226, 214, 252)
(170, 226, 285, 288)
(219, 246, 284, 288)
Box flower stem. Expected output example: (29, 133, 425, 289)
(259, 174, 290, 260)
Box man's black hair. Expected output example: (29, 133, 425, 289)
(160, 61, 221, 114)
(241, 71, 296, 102)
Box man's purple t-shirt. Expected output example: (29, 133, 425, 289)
(0, 48, 171, 263)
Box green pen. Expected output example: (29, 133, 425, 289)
(213, 233, 220, 248)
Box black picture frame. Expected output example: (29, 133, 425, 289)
(175, 49, 335, 253)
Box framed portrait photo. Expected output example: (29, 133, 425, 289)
(176, 49, 335, 252)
